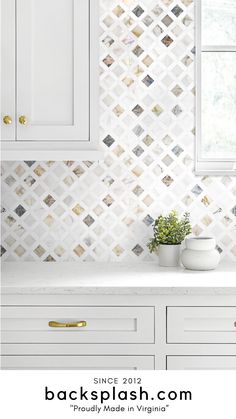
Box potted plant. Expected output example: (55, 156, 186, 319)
(148, 210, 192, 267)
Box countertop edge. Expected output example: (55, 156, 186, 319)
(2, 286, 236, 295)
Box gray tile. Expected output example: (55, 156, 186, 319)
(14, 205, 26, 217)
(231, 205, 236, 216)
(103, 135, 115, 147)
(83, 215, 95, 227)
(142, 75, 154, 87)
(132, 104, 144, 117)
(132, 244, 144, 256)
(132, 5, 144, 17)
(171, 5, 183, 17)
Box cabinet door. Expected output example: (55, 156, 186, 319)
(2, 356, 155, 370)
(1, 0, 15, 140)
(167, 356, 236, 370)
(167, 307, 236, 343)
(17, 0, 89, 141)
(2, 306, 155, 344)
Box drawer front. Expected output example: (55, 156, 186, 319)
(2, 306, 154, 344)
(1, 355, 154, 370)
(167, 307, 236, 343)
(167, 356, 236, 370)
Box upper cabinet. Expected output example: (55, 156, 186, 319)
(1, 0, 100, 160)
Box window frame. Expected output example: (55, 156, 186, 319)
(195, 0, 236, 175)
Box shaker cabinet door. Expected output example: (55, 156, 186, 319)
(167, 356, 236, 370)
(1, 0, 100, 160)
(2, 306, 155, 344)
(1, 0, 15, 141)
(167, 307, 236, 344)
(17, 0, 89, 141)
(2, 355, 155, 370)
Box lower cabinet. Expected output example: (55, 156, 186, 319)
(2, 294, 236, 370)
(167, 356, 236, 370)
(2, 355, 154, 370)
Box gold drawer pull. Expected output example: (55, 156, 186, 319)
(48, 321, 87, 328)
(234, 322, 236, 327)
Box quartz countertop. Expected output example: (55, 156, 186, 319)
(1, 261, 236, 295)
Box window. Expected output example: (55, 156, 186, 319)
(196, 0, 236, 175)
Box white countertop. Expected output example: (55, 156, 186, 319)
(1, 261, 236, 295)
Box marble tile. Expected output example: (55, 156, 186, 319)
(1, 0, 236, 262)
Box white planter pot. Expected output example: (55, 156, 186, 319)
(158, 244, 181, 267)
(181, 237, 220, 271)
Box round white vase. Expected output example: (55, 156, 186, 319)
(181, 237, 220, 271)
(158, 244, 181, 267)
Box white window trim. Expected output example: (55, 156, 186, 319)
(195, 0, 236, 176)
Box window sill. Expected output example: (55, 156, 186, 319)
(195, 161, 236, 176)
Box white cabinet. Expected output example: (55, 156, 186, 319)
(167, 307, 236, 343)
(1, 0, 100, 160)
(1, 262, 236, 370)
(2, 296, 236, 370)
(2, 355, 155, 370)
(2, 306, 154, 344)
(167, 356, 236, 370)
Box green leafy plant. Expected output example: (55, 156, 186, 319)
(148, 210, 192, 252)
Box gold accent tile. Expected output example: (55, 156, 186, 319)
(113, 104, 124, 117)
(73, 245, 85, 257)
(132, 165, 144, 177)
(34, 165, 45, 176)
(113, 5, 125, 17)
(152, 104, 163, 117)
(72, 204, 85, 216)
(113, 245, 124, 256)
(34, 245, 46, 257)
(132, 26, 144, 38)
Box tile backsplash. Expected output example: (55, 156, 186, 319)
(1, 0, 236, 262)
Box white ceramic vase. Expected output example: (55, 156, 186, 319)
(181, 237, 220, 271)
(158, 244, 181, 267)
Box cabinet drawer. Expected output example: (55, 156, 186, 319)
(167, 356, 236, 370)
(1, 355, 154, 370)
(2, 306, 154, 344)
(167, 307, 236, 343)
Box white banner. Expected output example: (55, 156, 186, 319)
(0, 371, 235, 419)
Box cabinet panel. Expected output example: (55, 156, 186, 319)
(167, 307, 236, 343)
(17, 0, 89, 141)
(2, 355, 155, 370)
(2, 306, 155, 344)
(167, 356, 236, 370)
(1, 0, 15, 141)
(1, 0, 100, 159)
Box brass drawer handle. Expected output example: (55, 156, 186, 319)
(48, 321, 87, 328)
(234, 322, 236, 327)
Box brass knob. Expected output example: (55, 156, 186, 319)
(19, 115, 27, 125)
(3, 115, 12, 125)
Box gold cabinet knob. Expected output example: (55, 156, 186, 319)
(19, 115, 27, 125)
(3, 115, 12, 125)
